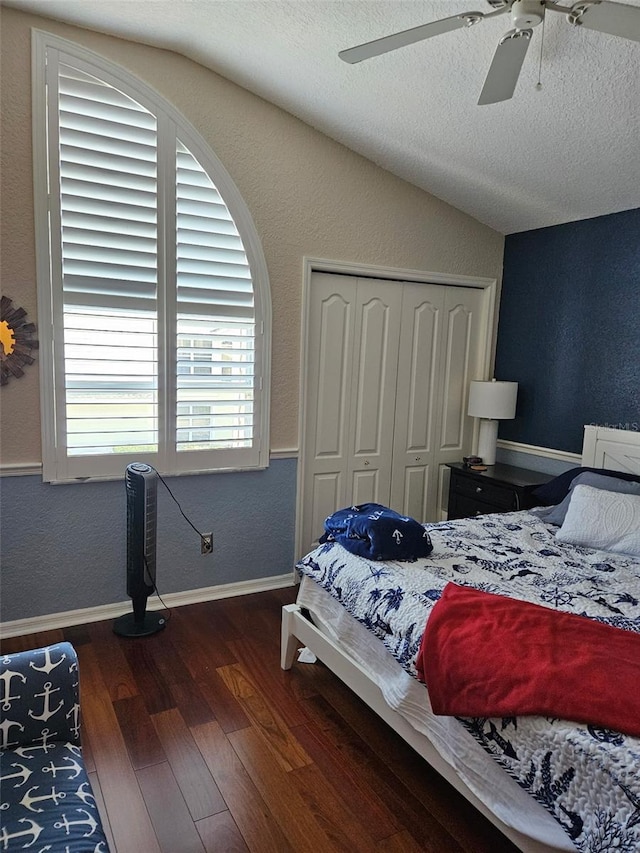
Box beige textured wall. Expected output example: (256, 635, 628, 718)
(0, 7, 504, 464)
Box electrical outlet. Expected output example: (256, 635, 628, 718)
(200, 533, 213, 555)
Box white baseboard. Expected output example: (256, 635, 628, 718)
(0, 574, 294, 639)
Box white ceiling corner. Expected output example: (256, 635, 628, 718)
(4, 0, 640, 234)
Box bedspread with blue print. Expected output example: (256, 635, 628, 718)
(296, 510, 640, 853)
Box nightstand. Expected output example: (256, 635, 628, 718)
(447, 462, 552, 520)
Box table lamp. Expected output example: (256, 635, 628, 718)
(467, 380, 518, 466)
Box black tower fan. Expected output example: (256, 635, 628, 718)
(113, 463, 166, 637)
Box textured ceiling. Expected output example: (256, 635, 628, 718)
(5, 0, 640, 234)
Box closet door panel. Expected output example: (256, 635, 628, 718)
(399, 464, 431, 522)
(351, 289, 399, 454)
(440, 304, 472, 450)
(348, 280, 402, 504)
(439, 289, 484, 453)
(352, 469, 379, 505)
(433, 287, 489, 516)
(403, 297, 441, 451)
(313, 293, 352, 457)
(308, 473, 342, 549)
(390, 284, 443, 520)
(301, 274, 356, 551)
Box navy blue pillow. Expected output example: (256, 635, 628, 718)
(532, 466, 640, 506)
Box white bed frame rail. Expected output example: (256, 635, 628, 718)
(281, 603, 556, 853)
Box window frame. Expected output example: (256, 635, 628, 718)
(32, 30, 271, 483)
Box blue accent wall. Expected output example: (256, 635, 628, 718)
(495, 208, 640, 454)
(0, 460, 297, 623)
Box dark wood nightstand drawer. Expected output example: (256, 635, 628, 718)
(452, 475, 517, 510)
(450, 494, 505, 518)
(446, 462, 552, 521)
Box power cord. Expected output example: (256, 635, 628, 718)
(141, 553, 172, 624)
(152, 467, 206, 538)
(150, 570, 172, 625)
(141, 466, 211, 622)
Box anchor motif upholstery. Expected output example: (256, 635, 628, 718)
(0, 642, 109, 851)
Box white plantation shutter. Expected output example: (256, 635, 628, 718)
(176, 142, 255, 453)
(58, 64, 159, 460)
(35, 36, 270, 481)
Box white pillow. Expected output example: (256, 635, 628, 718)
(556, 484, 640, 557)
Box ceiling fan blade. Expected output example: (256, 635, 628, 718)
(478, 29, 533, 105)
(568, 0, 640, 43)
(339, 12, 487, 64)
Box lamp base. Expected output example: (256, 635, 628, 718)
(477, 419, 499, 466)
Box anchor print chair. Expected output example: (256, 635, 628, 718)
(0, 642, 109, 851)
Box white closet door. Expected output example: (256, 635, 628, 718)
(435, 286, 485, 512)
(347, 278, 402, 506)
(300, 272, 489, 552)
(389, 284, 484, 521)
(300, 273, 357, 551)
(389, 283, 444, 521)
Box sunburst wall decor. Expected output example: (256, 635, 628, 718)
(0, 295, 39, 385)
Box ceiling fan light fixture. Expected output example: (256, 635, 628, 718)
(510, 0, 545, 29)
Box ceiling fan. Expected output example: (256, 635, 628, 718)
(339, 0, 640, 105)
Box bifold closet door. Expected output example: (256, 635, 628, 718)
(300, 274, 401, 551)
(347, 278, 402, 506)
(437, 286, 485, 469)
(300, 272, 486, 552)
(389, 285, 485, 520)
(389, 283, 444, 521)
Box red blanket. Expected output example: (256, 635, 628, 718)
(417, 583, 640, 739)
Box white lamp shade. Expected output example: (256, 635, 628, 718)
(468, 380, 518, 420)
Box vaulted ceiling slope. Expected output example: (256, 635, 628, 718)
(4, 0, 640, 234)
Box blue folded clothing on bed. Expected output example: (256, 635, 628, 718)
(319, 503, 433, 561)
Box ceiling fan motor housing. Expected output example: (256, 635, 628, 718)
(511, 0, 545, 29)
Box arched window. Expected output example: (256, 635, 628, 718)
(33, 31, 271, 482)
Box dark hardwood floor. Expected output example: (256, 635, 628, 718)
(1, 588, 520, 853)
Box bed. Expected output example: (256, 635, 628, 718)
(281, 425, 640, 853)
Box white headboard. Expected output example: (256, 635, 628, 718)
(582, 426, 640, 475)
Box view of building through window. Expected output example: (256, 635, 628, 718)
(64, 310, 254, 456)
(175, 320, 254, 451)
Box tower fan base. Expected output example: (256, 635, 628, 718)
(113, 610, 166, 638)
